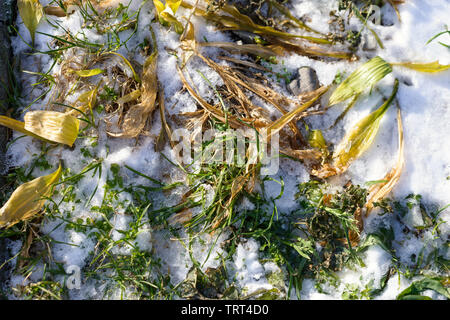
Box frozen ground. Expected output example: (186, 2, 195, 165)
(0, 0, 449, 300)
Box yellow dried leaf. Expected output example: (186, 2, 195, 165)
(176, 65, 242, 129)
(0, 115, 51, 142)
(199, 42, 276, 59)
(0, 112, 79, 146)
(154, 0, 181, 14)
(219, 3, 329, 43)
(267, 86, 329, 138)
(365, 107, 404, 215)
(329, 56, 392, 106)
(167, 0, 182, 13)
(181, 19, 196, 45)
(153, 0, 165, 14)
(392, 61, 450, 73)
(227, 175, 248, 207)
(108, 52, 158, 138)
(43, 6, 69, 17)
(154, 0, 184, 34)
(168, 209, 192, 225)
(77, 87, 98, 111)
(160, 11, 184, 34)
(311, 163, 339, 178)
(116, 89, 141, 106)
(267, 38, 355, 61)
(181, 1, 330, 44)
(308, 130, 327, 150)
(158, 85, 174, 149)
(66, 87, 99, 117)
(72, 68, 104, 77)
(18, 0, 43, 44)
(180, 21, 197, 65)
(24, 111, 80, 146)
(280, 148, 322, 161)
(332, 79, 399, 173)
(0, 164, 62, 228)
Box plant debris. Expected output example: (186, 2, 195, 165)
(1, 0, 449, 301)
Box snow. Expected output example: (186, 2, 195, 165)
(1, 0, 449, 300)
(231, 238, 273, 294)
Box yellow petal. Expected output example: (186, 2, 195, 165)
(18, 0, 43, 44)
(24, 111, 80, 146)
(0, 165, 62, 228)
